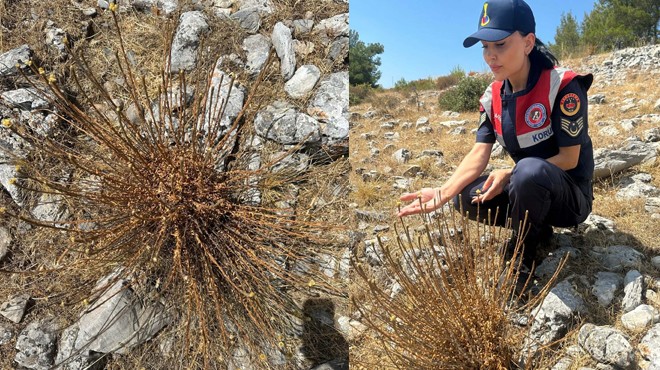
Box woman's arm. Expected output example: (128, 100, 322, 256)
(398, 142, 493, 216)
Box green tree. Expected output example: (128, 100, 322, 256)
(582, 0, 659, 51)
(551, 12, 582, 59)
(349, 30, 384, 87)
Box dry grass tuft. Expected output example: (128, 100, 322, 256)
(352, 203, 565, 369)
(2, 8, 342, 368)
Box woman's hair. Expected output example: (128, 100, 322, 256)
(527, 35, 559, 69)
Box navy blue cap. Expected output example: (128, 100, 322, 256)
(463, 0, 536, 48)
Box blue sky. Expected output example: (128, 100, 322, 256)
(351, 0, 596, 88)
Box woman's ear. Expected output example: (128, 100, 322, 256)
(525, 33, 536, 55)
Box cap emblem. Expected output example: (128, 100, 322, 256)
(481, 3, 491, 26)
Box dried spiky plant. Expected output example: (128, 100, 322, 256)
(352, 200, 565, 369)
(1, 6, 340, 368)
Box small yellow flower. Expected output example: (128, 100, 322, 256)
(38, 67, 45, 75)
(26, 60, 32, 66)
(258, 353, 267, 361)
(389, 314, 396, 322)
(278, 341, 285, 349)
(83, 299, 89, 306)
(14, 164, 21, 172)
(109, 2, 118, 11)
(0, 207, 6, 214)
(8, 178, 17, 185)
(307, 279, 316, 287)
(14, 63, 20, 69)
(247, 292, 255, 298)
(48, 73, 56, 84)
(62, 36, 69, 46)
(1, 118, 11, 128)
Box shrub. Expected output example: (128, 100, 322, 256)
(352, 205, 565, 369)
(6, 8, 339, 368)
(438, 74, 492, 112)
(350, 83, 374, 105)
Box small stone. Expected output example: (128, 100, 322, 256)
(284, 65, 321, 99)
(622, 270, 644, 313)
(392, 149, 411, 163)
(417, 126, 432, 134)
(639, 324, 660, 363)
(403, 165, 422, 177)
(0, 323, 12, 345)
(592, 272, 623, 307)
(652, 256, 660, 270)
(0, 294, 30, 324)
(578, 324, 634, 370)
(416, 116, 429, 126)
(621, 304, 660, 331)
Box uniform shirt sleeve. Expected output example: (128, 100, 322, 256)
(551, 79, 589, 147)
(476, 106, 496, 144)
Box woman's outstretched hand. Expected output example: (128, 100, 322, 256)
(397, 187, 445, 217)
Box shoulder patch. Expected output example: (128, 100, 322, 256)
(525, 103, 546, 128)
(560, 93, 581, 116)
(561, 117, 584, 137)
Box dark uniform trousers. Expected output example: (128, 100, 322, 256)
(453, 157, 592, 251)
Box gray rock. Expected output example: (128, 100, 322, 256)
(593, 140, 656, 179)
(310, 358, 348, 370)
(0, 44, 32, 76)
(131, 0, 178, 14)
(528, 280, 586, 347)
(380, 122, 395, 129)
(0, 226, 10, 261)
(551, 357, 574, 370)
(620, 103, 636, 112)
(327, 36, 348, 63)
(616, 174, 659, 199)
(169, 11, 209, 72)
(204, 61, 246, 144)
(392, 177, 412, 190)
(448, 126, 466, 135)
(589, 94, 606, 104)
(364, 238, 384, 266)
(31, 193, 69, 223)
(622, 270, 644, 313)
(592, 272, 623, 307)
(284, 65, 321, 99)
(1, 88, 49, 110)
(441, 111, 460, 117)
(243, 34, 271, 76)
(292, 19, 314, 36)
(403, 165, 422, 177)
(578, 324, 634, 370)
(392, 148, 411, 163)
(269, 152, 310, 173)
(652, 256, 660, 270)
(621, 304, 660, 331)
(599, 126, 620, 137)
(591, 245, 643, 272)
(646, 197, 660, 216)
(308, 72, 349, 143)
(0, 322, 12, 345)
(254, 103, 321, 145)
(416, 117, 429, 126)
(97, 0, 108, 9)
(57, 275, 170, 362)
(619, 118, 639, 131)
(0, 294, 30, 323)
(580, 214, 617, 234)
(536, 246, 579, 279)
(272, 22, 296, 81)
(239, 0, 273, 14)
(383, 132, 400, 140)
(640, 324, 660, 363)
(0, 163, 25, 206)
(312, 13, 349, 44)
(440, 120, 467, 127)
(417, 126, 432, 134)
(354, 209, 386, 222)
(15, 318, 59, 370)
(645, 127, 660, 142)
(230, 7, 261, 33)
(45, 21, 67, 57)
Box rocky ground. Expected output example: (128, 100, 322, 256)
(0, 0, 350, 369)
(349, 45, 660, 369)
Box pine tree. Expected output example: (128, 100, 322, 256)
(349, 30, 384, 87)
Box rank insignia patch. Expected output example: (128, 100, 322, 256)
(561, 117, 584, 137)
(479, 112, 487, 126)
(560, 93, 581, 116)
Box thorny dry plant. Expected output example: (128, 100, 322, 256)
(1, 6, 341, 368)
(352, 197, 566, 369)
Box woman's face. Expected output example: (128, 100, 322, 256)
(481, 32, 535, 83)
